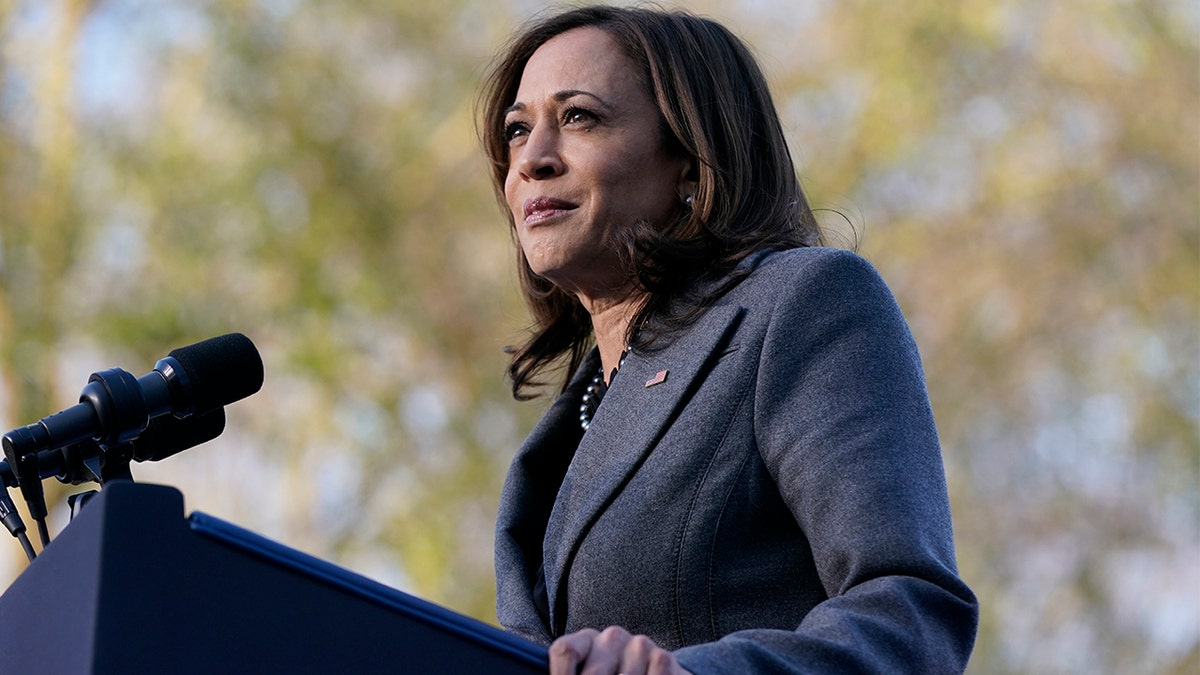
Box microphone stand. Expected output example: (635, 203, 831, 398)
(56, 439, 137, 525)
(2, 433, 51, 550)
(0, 436, 138, 562)
(0, 490, 36, 562)
(0, 331, 257, 564)
(0, 363, 162, 550)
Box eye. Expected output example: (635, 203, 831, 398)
(503, 120, 529, 144)
(562, 106, 598, 126)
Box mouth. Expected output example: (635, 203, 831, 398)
(522, 197, 577, 224)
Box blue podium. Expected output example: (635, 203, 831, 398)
(0, 482, 546, 673)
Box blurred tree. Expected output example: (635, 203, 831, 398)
(0, 1, 1195, 673)
(1, 0, 537, 619)
(0, 0, 94, 552)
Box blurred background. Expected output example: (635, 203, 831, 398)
(0, 0, 1195, 672)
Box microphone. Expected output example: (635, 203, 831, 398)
(2, 333, 262, 458)
(1, 333, 261, 539)
(130, 406, 228, 463)
(0, 408, 227, 488)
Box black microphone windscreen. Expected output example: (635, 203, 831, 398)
(168, 333, 264, 413)
(132, 408, 227, 462)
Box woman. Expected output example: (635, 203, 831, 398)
(479, 6, 978, 674)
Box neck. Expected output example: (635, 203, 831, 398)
(580, 290, 644, 384)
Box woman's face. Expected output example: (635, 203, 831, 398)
(503, 27, 689, 299)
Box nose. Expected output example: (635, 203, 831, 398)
(513, 125, 565, 180)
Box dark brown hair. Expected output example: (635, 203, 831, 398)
(479, 5, 821, 399)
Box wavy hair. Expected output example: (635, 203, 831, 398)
(478, 5, 821, 399)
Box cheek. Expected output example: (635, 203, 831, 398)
(503, 171, 519, 212)
(604, 147, 674, 201)
(607, 165, 676, 222)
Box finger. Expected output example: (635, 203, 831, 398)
(549, 629, 598, 675)
(580, 626, 631, 675)
(645, 642, 685, 675)
(616, 633, 655, 675)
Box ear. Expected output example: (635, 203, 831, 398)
(676, 156, 699, 204)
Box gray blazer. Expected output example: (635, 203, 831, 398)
(495, 247, 978, 673)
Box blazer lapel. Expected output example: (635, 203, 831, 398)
(542, 304, 745, 633)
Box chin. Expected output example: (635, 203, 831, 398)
(521, 257, 562, 283)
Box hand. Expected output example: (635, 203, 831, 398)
(548, 626, 692, 675)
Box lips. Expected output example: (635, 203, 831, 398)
(523, 197, 577, 224)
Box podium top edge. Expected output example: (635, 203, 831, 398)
(187, 510, 548, 669)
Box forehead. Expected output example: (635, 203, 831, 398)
(514, 26, 642, 102)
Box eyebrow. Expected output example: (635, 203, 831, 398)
(504, 89, 604, 116)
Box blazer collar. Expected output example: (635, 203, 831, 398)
(541, 303, 745, 634)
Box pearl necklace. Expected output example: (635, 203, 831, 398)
(579, 349, 628, 431)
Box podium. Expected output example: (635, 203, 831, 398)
(0, 482, 547, 673)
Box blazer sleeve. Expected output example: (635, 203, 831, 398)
(674, 249, 978, 674)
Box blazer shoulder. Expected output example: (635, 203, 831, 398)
(755, 246, 878, 279)
(730, 246, 892, 306)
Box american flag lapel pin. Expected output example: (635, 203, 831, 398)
(645, 369, 668, 387)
